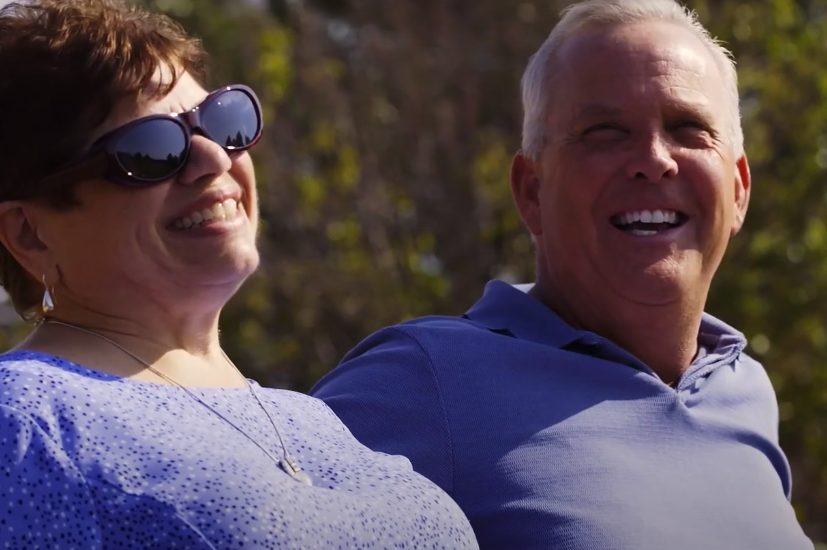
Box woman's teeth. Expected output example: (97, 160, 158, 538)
(173, 199, 243, 230)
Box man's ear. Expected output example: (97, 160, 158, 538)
(731, 154, 751, 236)
(510, 151, 543, 236)
(0, 201, 51, 279)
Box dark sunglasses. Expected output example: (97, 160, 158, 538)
(35, 84, 263, 192)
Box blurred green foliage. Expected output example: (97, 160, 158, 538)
(1, 0, 824, 542)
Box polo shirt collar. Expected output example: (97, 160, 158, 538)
(696, 312, 747, 366)
(463, 280, 583, 348)
(464, 279, 748, 368)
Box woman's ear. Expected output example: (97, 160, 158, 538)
(0, 201, 51, 280)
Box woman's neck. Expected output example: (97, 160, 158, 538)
(19, 310, 244, 388)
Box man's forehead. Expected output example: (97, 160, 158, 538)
(556, 20, 719, 76)
(551, 22, 725, 109)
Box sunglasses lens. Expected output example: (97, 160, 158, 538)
(202, 89, 261, 150)
(114, 118, 187, 182)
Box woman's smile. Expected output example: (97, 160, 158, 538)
(171, 197, 245, 230)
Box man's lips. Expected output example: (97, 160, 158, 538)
(610, 208, 688, 236)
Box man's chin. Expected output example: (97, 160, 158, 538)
(603, 263, 706, 308)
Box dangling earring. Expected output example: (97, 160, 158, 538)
(41, 274, 55, 315)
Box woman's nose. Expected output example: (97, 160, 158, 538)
(176, 135, 233, 185)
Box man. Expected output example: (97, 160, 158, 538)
(312, 0, 813, 548)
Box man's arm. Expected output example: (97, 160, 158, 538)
(311, 326, 455, 493)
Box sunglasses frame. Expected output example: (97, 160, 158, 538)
(34, 84, 263, 194)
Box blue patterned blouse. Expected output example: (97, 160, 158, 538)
(0, 351, 477, 549)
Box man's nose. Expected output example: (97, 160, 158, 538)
(624, 132, 679, 182)
(176, 134, 233, 185)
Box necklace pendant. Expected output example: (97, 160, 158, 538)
(280, 458, 313, 486)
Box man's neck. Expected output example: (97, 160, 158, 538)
(531, 285, 705, 385)
(600, 305, 702, 385)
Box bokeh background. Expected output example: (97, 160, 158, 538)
(0, 0, 824, 542)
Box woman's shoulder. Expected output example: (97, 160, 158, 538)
(1, 348, 114, 384)
(0, 350, 119, 413)
(250, 383, 365, 443)
(253, 383, 340, 421)
(0, 349, 114, 379)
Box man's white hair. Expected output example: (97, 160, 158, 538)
(520, 0, 743, 159)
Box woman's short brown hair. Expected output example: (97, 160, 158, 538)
(0, 0, 208, 319)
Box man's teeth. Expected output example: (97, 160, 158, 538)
(173, 199, 242, 229)
(611, 209, 685, 236)
(619, 209, 678, 225)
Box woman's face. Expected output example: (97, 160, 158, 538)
(33, 71, 260, 318)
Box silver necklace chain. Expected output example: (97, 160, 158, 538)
(45, 319, 312, 486)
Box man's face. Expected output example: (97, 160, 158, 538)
(512, 20, 750, 327)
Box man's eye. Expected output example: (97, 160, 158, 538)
(582, 124, 628, 141)
(671, 120, 712, 134)
(670, 121, 715, 145)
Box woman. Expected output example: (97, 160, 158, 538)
(0, 1, 477, 548)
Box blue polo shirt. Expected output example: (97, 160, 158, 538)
(312, 280, 813, 549)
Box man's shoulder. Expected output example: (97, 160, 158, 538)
(398, 314, 495, 334)
(318, 310, 524, 401)
(734, 350, 779, 399)
(347, 313, 513, 361)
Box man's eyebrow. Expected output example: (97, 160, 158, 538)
(666, 102, 716, 122)
(570, 102, 717, 122)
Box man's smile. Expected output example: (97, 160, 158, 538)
(610, 209, 688, 236)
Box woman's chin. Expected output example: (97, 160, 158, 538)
(171, 247, 260, 295)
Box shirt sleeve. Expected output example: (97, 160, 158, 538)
(311, 327, 455, 494)
(0, 404, 102, 548)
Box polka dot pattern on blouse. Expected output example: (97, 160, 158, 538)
(0, 351, 477, 549)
